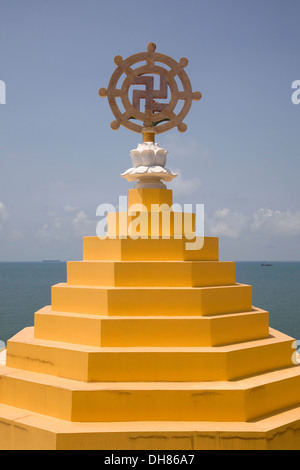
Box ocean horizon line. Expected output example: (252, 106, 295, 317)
(0, 260, 300, 263)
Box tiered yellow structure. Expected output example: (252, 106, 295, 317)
(0, 187, 300, 450)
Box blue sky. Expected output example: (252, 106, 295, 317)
(0, 0, 300, 261)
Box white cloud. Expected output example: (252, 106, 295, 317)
(206, 207, 300, 240)
(36, 208, 96, 241)
(206, 208, 250, 239)
(252, 209, 300, 237)
(171, 169, 202, 196)
(71, 210, 94, 236)
(63, 205, 80, 213)
(35, 204, 300, 245)
(0, 202, 8, 220)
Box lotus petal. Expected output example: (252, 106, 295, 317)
(155, 148, 167, 167)
(140, 149, 154, 166)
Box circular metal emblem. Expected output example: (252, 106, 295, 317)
(99, 43, 202, 135)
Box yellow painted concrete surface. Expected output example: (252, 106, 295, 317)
(6, 327, 295, 382)
(34, 306, 269, 347)
(51, 283, 252, 316)
(0, 402, 300, 449)
(83, 236, 219, 261)
(128, 188, 173, 210)
(106, 188, 197, 238)
(1, 366, 300, 424)
(106, 211, 195, 237)
(67, 260, 235, 287)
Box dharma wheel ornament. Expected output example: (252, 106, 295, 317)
(99, 42, 202, 188)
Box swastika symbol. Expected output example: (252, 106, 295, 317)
(99, 42, 202, 135)
(131, 75, 168, 113)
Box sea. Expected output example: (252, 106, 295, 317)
(0, 261, 299, 345)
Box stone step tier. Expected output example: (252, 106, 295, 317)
(1, 365, 300, 423)
(34, 306, 269, 347)
(7, 327, 293, 382)
(1, 403, 300, 450)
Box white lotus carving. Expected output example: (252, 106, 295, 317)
(122, 165, 177, 182)
(130, 142, 168, 168)
(122, 141, 177, 188)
